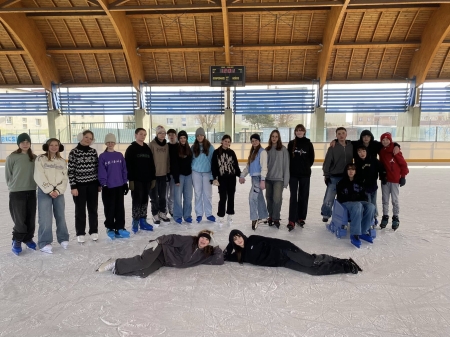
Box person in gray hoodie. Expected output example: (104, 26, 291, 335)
(265, 130, 290, 229)
(96, 230, 223, 278)
(321, 127, 353, 222)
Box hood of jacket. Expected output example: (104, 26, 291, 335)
(359, 129, 374, 142)
(228, 229, 247, 248)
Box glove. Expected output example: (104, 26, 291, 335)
(123, 183, 129, 195)
(129, 181, 134, 191)
(324, 177, 331, 186)
(166, 174, 171, 183)
(260, 180, 266, 190)
(399, 177, 406, 187)
(147, 240, 159, 251)
(212, 179, 220, 186)
(381, 179, 387, 185)
(150, 180, 156, 189)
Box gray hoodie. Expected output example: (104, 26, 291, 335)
(322, 140, 353, 178)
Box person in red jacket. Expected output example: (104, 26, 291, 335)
(378, 132, 409, 230)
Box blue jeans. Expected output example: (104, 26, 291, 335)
(343, 201, 376, 236)
(249, 176, 268, 221)
(192, 171, 213, 217)
(38, 188, 69, 249)
(365, 190, 378, 217)
(173, 174, 193, 220)
(321, 176, 342, 218)
(265, 180, 284, 220)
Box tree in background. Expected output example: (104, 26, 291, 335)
(243, 114, 274, 130)
(273, 114, 295, 127)
(125, 115, 135, 129)
(196, 114, 219, 131)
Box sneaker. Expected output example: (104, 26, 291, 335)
(207, 215, 216, 222)
(77, 235, 85, 243)
(153, 214, 160, 225)
(11, 240, 22, 256)
(107, 229, 116, 240)
(91, 233, 99, 241)
(40, 244, 53, 254)
(350, 235, 361, 248)
(297, 219, 306, 228)
(196, 216, 202, 223)
(132, 219, 140, 233)
(159, 212, 170, 223)
(380, 215, 389, 229)
(96, 258, 116, 273)
(227, 214, 233, 223)
(359, 233, 374, 243)
(185, 216, 193, 223)
(61, 241, 69, 249)
(287, 221, 295, 232)
(116, 229, 130, 238)
(24, 240, 37, 250)
(322, 217, 329, 223)
(174, 217, 182, 224)
(139, 218, 154, 231)
(252, 220, 258, 230)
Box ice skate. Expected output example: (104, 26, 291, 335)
(348, 258, 363, 272)
(24, 240, 37, 250)
(267, 217, 273, 226)
(251, 220, 258, 230)
(77, 235, 85, 244)
(153, 213, 160, 225)
(392, 215, 400, 231)
(91, 233, 98, 241)
(139, 218, 154, 231)
(296, 220, 305, 228)
(159, 212, 170, 223)
(107, 229, 116, 240)
(185, 216, 193, 224)
(196, 216, 202, 223)
(61, 241, 69, 249)
(380, 215, 389, 229)
(40, 244, 53, 254)
(218, 217, 224, 225)
(174, 217, 182, 224)
(207, 215, 216, 222)
(11, 240, 22, 256)
(116, 229, 130, 238)
(287, 221, 295, 232)
(96, 258, 116, 273)
(350, 235, 361, 248)
(131, 219, 139, 234)
(227, 214, 233, 224)
(359, 233, 374, 243)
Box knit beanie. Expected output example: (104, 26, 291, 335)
(250, 133, 261, 142)
(178, 130, 188, 140)
(195, 127, 206, 137)
(104, 133, 116, 144)
(155, 125, 166, 135)
(17, 133, 31, 145)
(380, 132, 393, 143)
(167, 128, 177, 135)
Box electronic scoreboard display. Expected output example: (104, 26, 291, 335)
(210, 66, 245, 87)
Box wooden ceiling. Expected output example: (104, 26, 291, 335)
(1, 0, 450, 90)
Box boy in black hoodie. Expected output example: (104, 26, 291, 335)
(336, 163, 376, 248)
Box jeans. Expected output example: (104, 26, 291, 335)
(166, 176, 175, 214)
(9, 190, 36, 242)
(381, 182, 400, 216)
(343, 201, 376, 236)
(192, 171, 213, 217)
(173, 174, 193, 220)
(217, 175, 237, 217)
(149, 176, 167, 215)
(102, 185, 125, 230)
(265, 180, 284, 220)
(131, 181, 150, 220)
(320, 176, 343, 218)
(289, 176, 311, 222)
(37, 188, 69, 249)
(249, 176, 268, 221)
(73, 183, 99, 236)
(365, 190, 378, 217)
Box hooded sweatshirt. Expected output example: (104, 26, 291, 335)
(336, 174, 368, 203)
(378, 133, 409, 183)
(354, 154, 386, 193)
(224, 229, 300, 267)
(124, 141, 156, 183)
(322, 140, 353, 178)
(287, 136, 315, 178)
(350, 130, 400, 160)
(156, 234, 224, 268)
(149, 137, 170, 177)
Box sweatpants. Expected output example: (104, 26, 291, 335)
(115, 245, 166, 278)
(217, 175, 237, 217)
(381, 182, 400, 216)
(73, 183, 99, 236)
(9, 190, 36, 242)
(283, 250, 348, 275)
(149, 176, 167, 216)
(288, 176, 311, 222)
(102, 185, 125, 231)
(131, 181, 151, 220)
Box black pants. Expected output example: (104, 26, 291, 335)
(115, 245, 166, 278)
(102, 185, 125, 230)
(9, 190, 36, 242)
(149, 176, 167, 216)
(217, 175, 236, 217)
(283, 250, 347, 275)
(288, 176, 311, 222)
(131, 181, 151, 220)
(73, 183, 98, 236)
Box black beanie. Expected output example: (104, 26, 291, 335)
(178, 130, 188, 140)
(250, 133, 260, 142)
(17, 133, 31, 145)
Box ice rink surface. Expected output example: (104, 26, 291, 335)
(0, 164, 449, 337)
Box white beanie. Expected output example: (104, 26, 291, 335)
(104, 133, 116, 144)
(155, 125, 166, 135)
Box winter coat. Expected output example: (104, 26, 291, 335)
(34, 155, 68, 194)
(98, 151, 128, 188)
(379, 143, 409, 183)
(169, 143, 193, 184)
(287, 136, 315, 178)
(336, 177, 367, 203)
(354, 155, 386, 193)
(124, 141, 156, 183)
(68, 143, 99, 189)
(266, 145, 290, 188)
(224, 229, 300, 267)
(149, 138, 170, 177)
(323, 140, 353, 178)
(156, 234, 224, 268)
(211, 147, 241, 179)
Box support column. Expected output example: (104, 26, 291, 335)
(224, 108, 233, 140)
(310, 107, 325, 142)
(47, 109, 67, 140)
(134, 108, 145, 129)
(397, 106, 421, 141)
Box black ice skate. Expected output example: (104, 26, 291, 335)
(380, 215, 389, 229)
(392, 215, 400, 231)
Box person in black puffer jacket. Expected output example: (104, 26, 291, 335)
(224, 229, 361, 275)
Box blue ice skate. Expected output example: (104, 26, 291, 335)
(174, 218, 182, 224)
(139, 218, 154, 231)
(350, 235, 361, 248)
(206, 215, 216, 222)
(185, 216, 192, 223)
(196, 216, 202, 223)
(12, 240, 22, 256)
(132, 219, 139, 233)
(116, 229, 131, 238)
(359, 233, 373, 244)
(107, 229, 116, 240)
(24, 240, 37, 250)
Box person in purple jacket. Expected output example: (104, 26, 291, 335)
(98, 133, 129, 239)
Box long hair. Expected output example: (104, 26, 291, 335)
(292, 124, 306, 157)
(13, 147, 35, 162)
(266, 129, 282, 151)
(178, 140, 192, 158)
(247, 144, 261, 165)
(44, 138, 63, 161)
(192, 230, 215, 256)
(192, 137, 211, 157)
(232, 233, 244, 264)
(219, 134, 231, 156)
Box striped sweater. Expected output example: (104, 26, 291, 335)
(68, 143, 99, 189)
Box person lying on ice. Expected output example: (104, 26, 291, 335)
(96, 230, 223, 277)
(224, 229, 362, 275)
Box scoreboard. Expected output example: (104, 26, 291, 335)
(210, 66, 245, 87)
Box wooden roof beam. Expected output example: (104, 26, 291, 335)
(409, 4, 450, 87)
(0, 6, 59, 90)
(221, 0, 230, 65)
(317, 0, 350, 88)
(97, 0, 144, 90)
